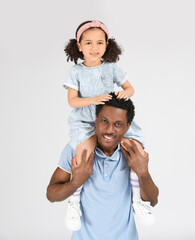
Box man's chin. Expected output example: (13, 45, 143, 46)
(99, 136, 119, 151)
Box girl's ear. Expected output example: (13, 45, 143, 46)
(77, 42, 82, 52)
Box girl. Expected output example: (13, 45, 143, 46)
(63, 20, 155, 231)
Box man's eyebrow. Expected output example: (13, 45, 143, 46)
(115, 121, 123, 123)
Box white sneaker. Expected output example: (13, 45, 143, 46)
(65, 200, 82, 231)
(133, 199, 156, 225)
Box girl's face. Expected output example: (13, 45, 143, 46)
(77, 28, 108, 67)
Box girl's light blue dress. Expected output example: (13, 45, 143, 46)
(64, 62, 144, 150)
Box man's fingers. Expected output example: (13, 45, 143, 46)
(129, 140, 140, 153)
(121, 141, 134, 155)
(72, 155, 77, 167)
(87, 152, 94, 172)
(88, 152, 94, 162)
(121, 140, 128, 151)
(121, 145, 130, 159)
(89, 158, 94, 169)
(81, 149, 87, 163)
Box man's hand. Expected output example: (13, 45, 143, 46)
(121, 139, 149, 177)
(121, 139, 159, 206)
(71, 149, 94, 189)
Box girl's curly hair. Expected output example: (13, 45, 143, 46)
(64, 21, 122, 64)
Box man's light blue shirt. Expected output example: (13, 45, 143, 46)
(58, 144, 138, 240)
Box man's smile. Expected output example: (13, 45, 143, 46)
(102, 134, 116, 142)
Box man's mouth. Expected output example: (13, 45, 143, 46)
(102, 134, 116, 142)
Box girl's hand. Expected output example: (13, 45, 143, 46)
(92, 94, 112, 105)
(115, 90, 130, 101)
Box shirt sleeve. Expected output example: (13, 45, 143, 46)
(63, 66, 79, 91)
(112, 64, 127, 87)
(58, 144, 75, 173)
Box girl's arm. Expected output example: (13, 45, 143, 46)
(68, 88, 112, 108)
(115, 80, 134, 100)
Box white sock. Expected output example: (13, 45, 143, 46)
(69, 186, 83, 202)
(130, 172, 141, 202)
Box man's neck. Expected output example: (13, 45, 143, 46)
(96, 143, 118, 157)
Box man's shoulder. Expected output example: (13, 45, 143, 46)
(61, 144, 75, 157)
(58, 144, 75, 173)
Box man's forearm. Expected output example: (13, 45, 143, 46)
(138, 171, 159, 207)
(47, 180, 77, 203)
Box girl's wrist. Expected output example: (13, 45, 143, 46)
(125, 89, 134, 97)
(89, 97, 95, 105)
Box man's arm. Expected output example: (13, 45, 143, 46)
(121, 140, 159, 207)
(47, 150, 94, 203)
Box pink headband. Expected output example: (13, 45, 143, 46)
(76, 20, 109, 42)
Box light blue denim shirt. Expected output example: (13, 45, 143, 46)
(58, 144, 138, 240)
(64, 62, 144, 149)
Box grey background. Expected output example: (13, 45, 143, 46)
(0, 0, 195, 239)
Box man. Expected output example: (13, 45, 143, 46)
(47, 93, 159, 240)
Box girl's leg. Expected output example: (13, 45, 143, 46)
(76, 135, 97, 164)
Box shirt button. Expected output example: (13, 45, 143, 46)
(105, 164, 108, 167)
(104, 173, 108, 177)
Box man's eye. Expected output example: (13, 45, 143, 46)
(101, 119, 108, 124)
(115, 123, 122, 127)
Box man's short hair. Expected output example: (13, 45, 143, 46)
(96, 92, 135, 124)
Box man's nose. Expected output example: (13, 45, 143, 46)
(106, 124, 114, 133)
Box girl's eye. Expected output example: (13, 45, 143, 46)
(98, 42, 103, 45)
(86, 42, 91, 45)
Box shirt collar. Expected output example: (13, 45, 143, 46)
(95, 144, 120, 161)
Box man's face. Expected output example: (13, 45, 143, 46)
(95, 105, 130, 156)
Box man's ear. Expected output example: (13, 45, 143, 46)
(77, 42, 82, 52)
(126, 123, 131, 131)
